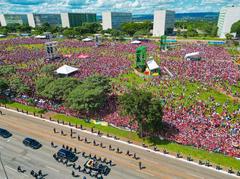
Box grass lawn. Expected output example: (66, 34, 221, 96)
(0, 100, 45, 114)
(52, 113, 240, 171)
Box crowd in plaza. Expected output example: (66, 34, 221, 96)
(0, 38, 239, 157)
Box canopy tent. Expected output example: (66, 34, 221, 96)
(82, 38, 93, 42)
(55, 65, 78, 75)
(35, 35, 47, 39)
(146, 59, 160, 71)
(131, 40, 141, 44)
(184, 52, 200, 60)
(0, 34, 6, 38)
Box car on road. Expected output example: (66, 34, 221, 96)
(23, 137, 42, 149)
(57, 148, 78, 162)
(84, 159, 111, 176)
(0, 128, 12, 138)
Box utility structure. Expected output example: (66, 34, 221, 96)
(45, 41, 60, 60)
(160, 35, 167, 51)
(136, 46, 147, 72)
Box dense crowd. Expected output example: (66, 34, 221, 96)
(0, 38, 239, 158)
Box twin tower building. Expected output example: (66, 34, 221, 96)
(0, 10, 175, 37)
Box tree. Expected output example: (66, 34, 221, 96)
(40, 64, 56, 76)
(0, 65, 15, 77)
(41, 78, 79, 100)
(35, 77, 54, 96)
(231, 20, 240, 37)
(9, 77, 30, 95)
(63, 28, 77, 38)
(146, 98, 163, 133)
(0, 79, 8, 94)
(66, 75, 111, 114)
(119, 89, 163, 137)
(225, 33, 233, 40)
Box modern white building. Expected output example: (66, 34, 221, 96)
(153, 10, 175, 37)
(102, 12, 132, 30)
(217, 6, 240, 38)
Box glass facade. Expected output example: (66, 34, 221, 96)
(68, 13, 96, 27)
(4, 14, 28, 25)
(33, 14, 62, 27)
(111, 13, 132, 29)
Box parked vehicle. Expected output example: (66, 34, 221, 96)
(23, 137, 42, 149)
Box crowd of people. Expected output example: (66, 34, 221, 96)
(0, 37, 239, 158)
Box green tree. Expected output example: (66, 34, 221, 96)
(40, 64, 56, 76)
(231, 20, 240, 37)
(41, 78, 79, 100)
(0, 65, 15, 77)
(119, 89, 163, 137)
(35, 77, 54, 96)
(0, 79, 8, 94)
(63, 28, 77, 38)
(66, 75, 111, 114)
(9, 77, 30, 95)
(225, 33, 233, 40)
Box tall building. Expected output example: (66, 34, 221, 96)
(0, 14, 28, 26)
(153, 10, 175, 37)
(61, 13, 97, 28)
(102, 12, 132, 30)
(217, 6, 240, 38)
(1, 13, 97, 28)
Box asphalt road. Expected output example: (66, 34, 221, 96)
(0, 107, 239, 179)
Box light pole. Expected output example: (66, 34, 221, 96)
(0, 152, 8, 179)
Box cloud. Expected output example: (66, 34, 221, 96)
(0, 0, 238, 14)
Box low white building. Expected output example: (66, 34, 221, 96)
(153, 10, 175, 37)
(217, 6, 240, 38)
(102, 12, 132, 30)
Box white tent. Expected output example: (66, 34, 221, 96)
(56, 65, 78, 75)
(0, 34, 6, 38)
(184, 52, 200, 60)
(146, 59, 159, 71)
(35, 35, 47, 39)
(131, 40, 141, 44)
(82, 38, 93, 42)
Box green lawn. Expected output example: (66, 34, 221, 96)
(52, 113, 240, 171)
(0, 100, 45, 114)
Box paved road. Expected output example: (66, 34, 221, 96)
(0, 108, 239, 179)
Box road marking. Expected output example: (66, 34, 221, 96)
(46, 166, 59, 172)
(5, 165, 16, 172)
(138, 169, 155, 177)
(1, 107, 240, 178)
(5, 165, 29, 178)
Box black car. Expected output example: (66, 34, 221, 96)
(0, 128, 12, 138)
(84, 159, 111, 176)
(57, 148, 78, 162)
(23, 137, 42, 149)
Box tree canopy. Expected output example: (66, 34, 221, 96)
(9, 77, 30, 95)
(41, 78, 79, 100)
(0, 79, 8, 94)
(66, 75, 111, 114)
(119, 88, 163, 137)
(231, 20, 240, 37)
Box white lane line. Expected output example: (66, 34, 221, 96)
(22, 156, 31, 160)
(5, 165, 29, 177)
(138, 169, 155, 177)
(46, 166, 59, 172)
(1, 107, 239, 178)
(5, 165, 17, 173)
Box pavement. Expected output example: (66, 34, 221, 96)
(0, 107, 239, 179)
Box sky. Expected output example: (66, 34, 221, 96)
(0, 0, 239, 14)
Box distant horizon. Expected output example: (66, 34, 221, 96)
(0, 0, 239, 14)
